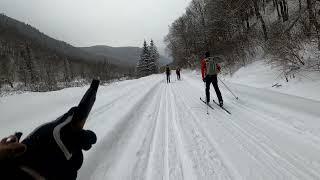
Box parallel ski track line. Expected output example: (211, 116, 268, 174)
(131, 83, 165, 180)
(79, 80, 163, 180)
(171, 82, 235, 180)
(145, 84, 184, 180)
(185, 75, 320, 148)
(207, 83, 320, 178)
(145, 84, 168, 180)
(166, 85, 185, 180)
(182, 75, 320, 179)
(223, 97, 320, 179)
(90, 79, 159, 119)
(227, 96, 320, 147)
(187, 75, 320, 150)
(168, 84, 203, 180)
(175, 80, 296, 179)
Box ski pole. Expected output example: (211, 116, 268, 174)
(204, 82, 209, 115)
(218, 77, 239, 100)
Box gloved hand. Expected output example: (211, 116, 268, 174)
(0, 133, 26, 161)
(217, 64, 221, 73)
(203, 77, 206, 82)
(78, 130, 97, 151)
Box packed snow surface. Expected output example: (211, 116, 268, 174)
(1, 68, 320, 180)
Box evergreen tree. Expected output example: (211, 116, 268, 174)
(63, 58, 71, 86)
(101, 59, 110, 81)
(21, 44, 40, 90)
(149, 39, 160, 74)
(44, 54, 58, 91)
(136, 40, 150, 77)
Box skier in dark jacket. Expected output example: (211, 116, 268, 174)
(176, 67, 181, 80)
(201, 51, 223, 106)
(165, 65, 171, 83)
(1, 80, 99, 180)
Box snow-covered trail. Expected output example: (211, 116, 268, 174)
(1, 73, 320, 180)
(176, 74, 320, 179)
(81, 73, 320, 180)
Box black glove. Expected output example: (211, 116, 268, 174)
(203, 77, 206, 82)
(78, 130, 97, 151)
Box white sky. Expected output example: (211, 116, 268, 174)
(0, 0, 191, 55)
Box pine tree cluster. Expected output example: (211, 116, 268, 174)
(136, 40, 160, 77)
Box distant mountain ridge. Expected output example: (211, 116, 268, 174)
(0, 14, 131, 92)
(0, 14, 121, 65)
(0, 13, 171, 69)
(81, 45, 172, 67)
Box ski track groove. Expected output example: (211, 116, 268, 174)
(145, 84, 168, 179)
(145, 83, 184, 180)
(178, 79, 296, 179)
(182, 74, 320, 179)
(167, 85, 185, 180)
(4, 73, 320, 180)
(79, 78, 163, 180)
(224, 100, 320, 179)
(171, 82, 234, 180)
(228, 97, 320, 148)
(208, 81, 320, 178)
(187, 75, 320, 151)
(131, 83, 164, 180)
(90, 79, 153, 119)
(77, 74, 320, 180)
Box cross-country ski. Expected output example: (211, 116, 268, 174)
(212, 99, 232, 115)
(199, 97, 214, 110)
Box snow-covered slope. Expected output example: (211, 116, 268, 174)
(224, 60, 320, 101)
(1, 68, 320, 179)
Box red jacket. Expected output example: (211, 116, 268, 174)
(201, 58, 221, 80)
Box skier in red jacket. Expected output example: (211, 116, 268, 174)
(201, 51, 223, 106)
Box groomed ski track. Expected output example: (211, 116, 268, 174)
(77, 73, 320, 180)
(1, 73, 320, 180)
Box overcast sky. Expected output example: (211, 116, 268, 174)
(0, 0, 191, 55)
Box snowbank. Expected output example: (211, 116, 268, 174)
(224, 60, 320, 101)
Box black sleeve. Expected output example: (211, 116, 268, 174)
(22, 123, 52, 153)
(54, 171, 77, 180)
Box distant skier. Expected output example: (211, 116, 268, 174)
(201, 51, 223, 107)
(176, 67, 181, 80)
(166, 65, 171, 83)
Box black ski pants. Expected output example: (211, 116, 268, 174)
(166, 74, 170, 83)
(205, 75, 223, 103)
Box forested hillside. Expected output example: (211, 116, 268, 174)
(0, 14, 130, 92)
(165, 0, 320, 77)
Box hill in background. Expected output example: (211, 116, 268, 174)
(81, 45, 172, 67)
